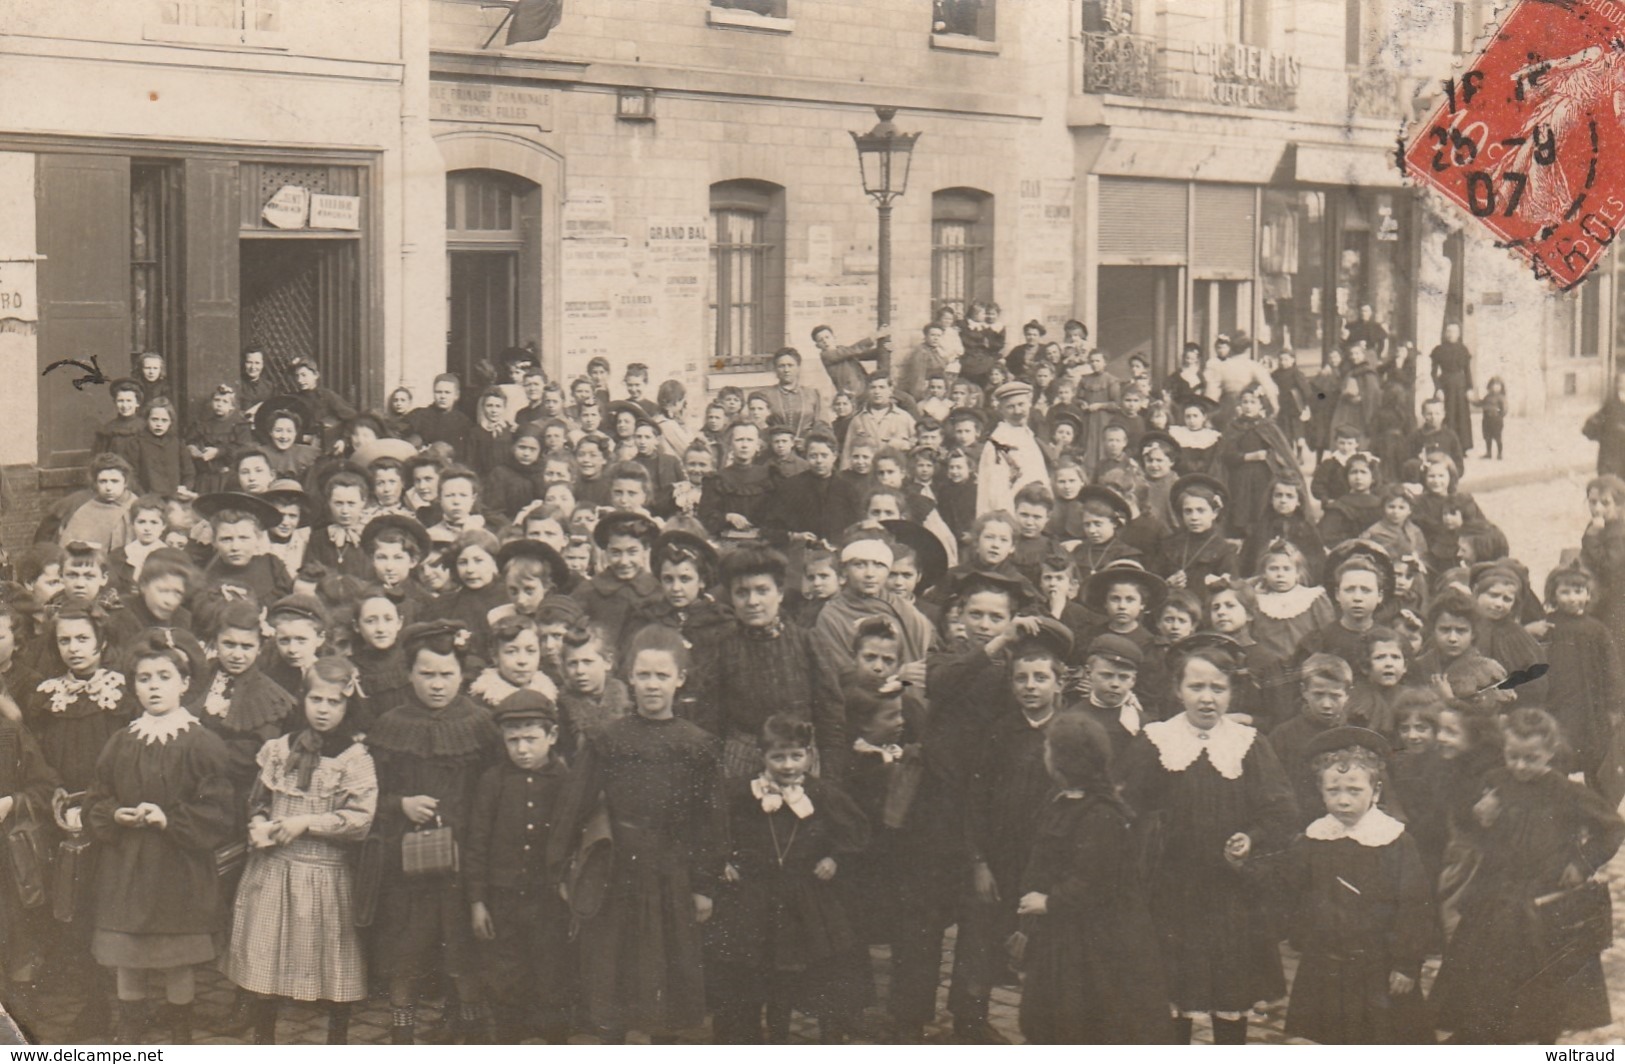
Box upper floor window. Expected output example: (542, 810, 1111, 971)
(1453, 0, 1486, 54)
(709, 180, 786, 373)
(711, 0, 788, 16)
(932, 189, 994, 321)
(148, 0, 283, 46)
(933, 0, 994, 41)
(1237, 0, 1269, 48)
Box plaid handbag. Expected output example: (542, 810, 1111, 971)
(401, 815, 458, 878)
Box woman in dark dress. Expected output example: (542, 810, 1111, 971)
(366, 619, 503, 1044)
(1430, 323, 1476, 453)
(1017, 713, 1172, 1045)
(1219, 384, 1310, 536)
(545, 625, 726, 1042)
(1118, 642, 1299, 1044)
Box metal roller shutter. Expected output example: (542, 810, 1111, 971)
(1193, 184, 1255, 277)
(1098, 178, 1188, 261)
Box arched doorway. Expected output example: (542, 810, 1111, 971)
(445, 167, 541, 384)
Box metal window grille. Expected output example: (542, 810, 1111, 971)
(1081, 32, 1160, 96)
(710, 208, 772, 370)
(932, 220, 979, 319)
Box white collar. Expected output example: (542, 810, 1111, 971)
(129, 709, 199, 746)
(1143, 715, 1256, 779)
(751, 775, 814, 818)
(1170, 425, 1219, 447)
(1023, 707, 1057, 730)
(1092, 692, 1144, 737)
(1256, 583, 1327, 620)
(470, 667, 559, 706)
(853, 737, 904, 763)
(1304, 808, 1406, 847)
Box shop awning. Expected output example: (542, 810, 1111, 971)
(1291, 142, 1406, 188)
(1089, 134, 1286, 184)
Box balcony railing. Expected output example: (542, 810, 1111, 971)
(1082, 31, 1162, 97)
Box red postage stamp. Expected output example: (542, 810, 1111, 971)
(1402, 0, 1625, 290)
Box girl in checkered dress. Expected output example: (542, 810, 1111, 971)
(225, 657, 377, 1044)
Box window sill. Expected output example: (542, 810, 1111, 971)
(706, 364, 776, 382)
(707, 9, 795, 34)
(141, 22, 289, 51)
(930, 33, 1000, 55)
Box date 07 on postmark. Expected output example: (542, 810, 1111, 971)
(1402, 0, 1625, 290)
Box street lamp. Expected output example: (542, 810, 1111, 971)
(850, 106, 921, 333)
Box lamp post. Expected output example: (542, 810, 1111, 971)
(851, 106, 921, 334)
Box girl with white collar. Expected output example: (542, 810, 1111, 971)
(1118, 641, 1298, 1044)
(1246, 727, 1432, 1044)
(84, 629, 233, 1044)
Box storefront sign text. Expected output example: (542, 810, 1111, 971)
(1164, 43, 1299, 110)
(309, 194, 361, 231)
(430, 83, 555, 131)
(0, 261, 38, 323)
(262, 185, 310, 229)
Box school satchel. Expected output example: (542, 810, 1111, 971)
(351, 835, 385, 928)
(1528, 879, 1613, 964)
(50, 791, 94, 924)
(401, 815, 458, 878)
(5, 793, 50, 909)
(214, 840, 248, 899)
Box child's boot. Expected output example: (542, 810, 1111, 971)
(1211, 1016, 1248, 1045)
(111, 1000, 144, 1046)
(326, 1003, 351, 1045)
(164, 1002, 194, 1045)
(251, 997, 278, 1045)
(390, 1005, 416, 1045)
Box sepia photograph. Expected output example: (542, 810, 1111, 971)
(2, 0, 1625, 1047)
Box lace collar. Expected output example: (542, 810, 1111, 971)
(469, 667, 559, 707)
(853, 737, 904, 763)
(39, 669, 125, 715)
(1170, 425, 1220, 448)
(750, 775, 814, 818)
(1304, 808, 1406, 847)
(129, 709, 199, 746)
(203, 671, 234, 718)
(1143, 715, 1256, 779)
(1256, 584, 1327, 620)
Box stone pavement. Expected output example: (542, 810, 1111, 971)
(1455, 401, 1597, 495)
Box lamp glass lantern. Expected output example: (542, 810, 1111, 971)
(850, 107, 920, 206)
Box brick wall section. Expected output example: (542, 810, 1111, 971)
(0, 467, 49, 560)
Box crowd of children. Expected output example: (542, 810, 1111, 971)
(0, 324, 1613, 1046)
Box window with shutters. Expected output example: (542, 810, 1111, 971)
(1193, 185, 1256, 279)
(1098, 178, 1188, 263)
(1345, 0, 1364, 67)
(932, 188, 994, 319)
(708, 180, 785, 372)
(1236, 0, 1269, 48)
(130, 162, 184, 368)
(148, 0, 284, 46)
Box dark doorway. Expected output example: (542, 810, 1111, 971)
(240, 238, 361, 398)
(1098, 265, 1182, 383)
(447, 250, 518, 388)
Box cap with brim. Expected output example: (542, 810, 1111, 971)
(592, 510, 660, 550)
(262, 479, 313, 524)
(496, 538, 571, 590)
(535, 595, 587, 627)
(950, 567, 1036, 607)
(1085, 632, 1143, 669)
(360, 513, 431, 558)
(192, 491, 282, 531)
(1012, 616, 1074, 663)
(253, 395, 314, 443)
(839, 538, 895, 569)
(267, 593, 328, 628)
(1178, 394, 1221, 416)
(1304, 725, 1391, 763)
(653, 529, 719, 581)
(492, 688, 558, 728)
(1168, 631, 1246, 658)
(1170, 473, 1228, 508)
(992, 381, 1034, 404)
(1138, 430, 1182, 458)
(400, 618, 472, 659)
(880, 519, 948, 593)
(1048, 408, 1084, 437)
(351, 437, 419, 470)
(1076, 485, 1132, 525)
(607, 401, 647, 429)
(1323, 537, 1396, 600)
(1084, 561, 1168, 615)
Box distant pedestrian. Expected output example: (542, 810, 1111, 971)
(1476, 376, 1508, 460)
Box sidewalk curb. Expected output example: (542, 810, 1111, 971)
(1461, 459, 1594, 495)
